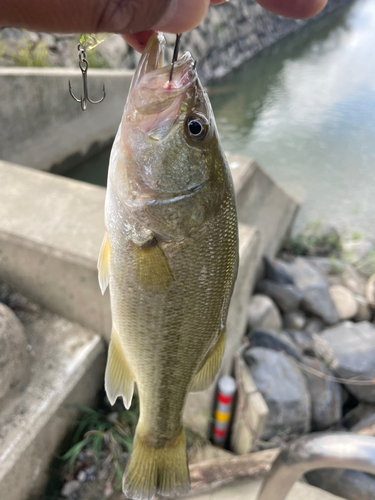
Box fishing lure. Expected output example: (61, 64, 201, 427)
(68, 33, 111, 110)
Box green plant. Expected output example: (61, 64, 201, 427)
(13, 33, 49, 67)
(281, 219, 342, 257)
(352, 231, 362, 241)
(61, 400, 138, 491)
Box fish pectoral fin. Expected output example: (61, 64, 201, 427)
(97, 231, 110, 295)
(132, 238, 173, 293)
(105, 330, 135, 409)
(189, 329, 226, 393)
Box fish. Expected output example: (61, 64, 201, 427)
(97, 32, 238, 500)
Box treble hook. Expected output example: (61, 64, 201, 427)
(169, 34, 182, 82)
(69, 44, 106, 111)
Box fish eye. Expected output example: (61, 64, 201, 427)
(186, 115, 209, 141)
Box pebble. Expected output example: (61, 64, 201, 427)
(329, 285, 358, 320)
(283, 310, 306, 331)
(247, 294, 282, 332)
(61, 480, 80, 497)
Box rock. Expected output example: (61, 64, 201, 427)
(61, 480, 80, 497)
(283, 311, 306, 331)
(320, 321, 375, 402)
(285, 330, 314, 356)
(0, 303, 29, 402)
(343, 402, 375, 429)
(342, 264, 366, 296)
(366, 274, 375, 308)
(301, 286, 340, 325)
(282, 258, 340, 324)
(304, 317, 325, 335)
(350, 405, 375, 432)
(308, 257, 345, 276)
(244, 347, 310, 440)
(302, 356, 342, 430)
(354, 295, 371, 322)
(263, 257, 294, 284)
(357, 255, 375, 279)
(343, 239, 374, 264)
(329, 285, 358, 320)
(288, 257, 328, 289)
(247, 329, 302, 361)
(306, 469, 375, 500)
(247, 295, 282, 331)
(96, 35, 128, 68)
(255, 280, 302, 312)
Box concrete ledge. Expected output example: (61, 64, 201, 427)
(0, 309, 106, 500)
(0, 154, 298, 341)
(0, 68, 133, 172)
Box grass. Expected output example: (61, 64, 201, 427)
(281, 219, 342, 257)
(12, 33, 50, 67)
(61, 399, 139, 492)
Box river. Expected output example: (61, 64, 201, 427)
(65, 0, 375, 236)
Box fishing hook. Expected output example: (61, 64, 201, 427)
(69, 44, 106, 111)
(169, 34, 182, 82)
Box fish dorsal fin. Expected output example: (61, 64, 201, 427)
(105, 329, 135, 409)
(132, 239, 173, 293)
(189, 329, 226, 393)
(97, 231, 110, 295)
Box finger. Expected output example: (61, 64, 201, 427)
(153, 0, 210, 33)
(255, 0, 327, 19)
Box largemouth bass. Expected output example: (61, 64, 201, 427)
(98, 32, 238, 500)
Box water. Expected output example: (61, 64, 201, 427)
(65, 0, 375, 236)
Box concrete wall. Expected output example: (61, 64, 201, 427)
(0, 68, 132, 172)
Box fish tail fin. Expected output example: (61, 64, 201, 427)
(123, 427, 190, 500)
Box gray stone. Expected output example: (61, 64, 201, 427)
(255, 280, 302, 312)
(329, 285, 358, 320)
(354, 295, 371, 322)
(320, 321, 375, 402)
(342, 264, 366, 296)
(247, 329, 302, 361)
(304, 317, 325, 335)
(247, 294, 282, 332)
(285, 330, 314, 356)
(308, 257, 345, 276)
(366, 273, 375, 308)
(306, 469, 375, 500)
(0, 303, 29, 402)
(245, 347, 310, 440)
(350, 405, 375, 432)
(284, 311, 306, 331)
(288, 257, 328, 290)
(62, 480, 81, 497)
(343, 239, 374, 265)
(301, 286, 340, 325)
(302, 356, 342, 430)
(263, 256, 294, 284)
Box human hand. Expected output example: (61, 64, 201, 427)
(0, 0, 328, 51)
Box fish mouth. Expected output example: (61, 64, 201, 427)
(129, 33, 197, 121)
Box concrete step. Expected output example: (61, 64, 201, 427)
(0, 155, 298, 339)
(0, 306, 106, 500)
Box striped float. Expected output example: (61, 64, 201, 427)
(212, 375, 236, 446)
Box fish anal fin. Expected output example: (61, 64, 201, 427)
(97, 231, 110, 295)
(133, 239, 173, 293)
(123, 427, 190, 500)
(189, 329, 226, 393)
(105, 330, 134, 409)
